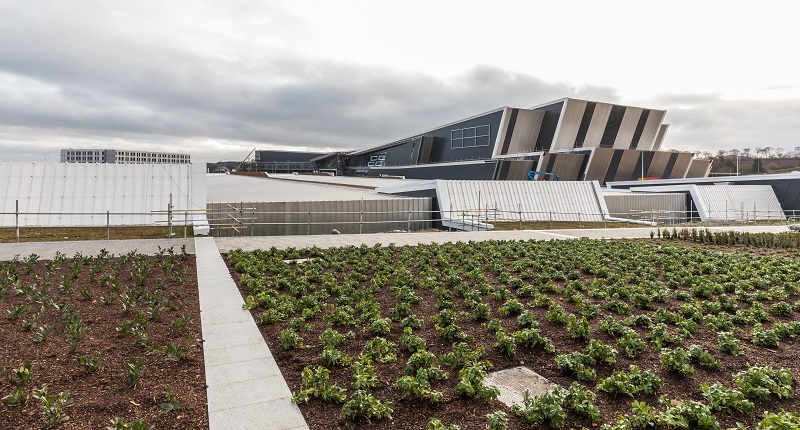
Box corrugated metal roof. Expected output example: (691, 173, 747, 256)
(439, 180, 605, 222)
(206, 174, 406, 202)
(0, 162, 207, 227)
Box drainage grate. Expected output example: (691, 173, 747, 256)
(483, 366, 560, 408)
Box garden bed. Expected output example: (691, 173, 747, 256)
(0, 247, 208, 429)
(227, 238, 800, 429)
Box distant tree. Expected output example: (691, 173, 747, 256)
(775, 147, 785, 157)
(752, 157, 763, 173)
(763, 146, 773, 158)
(794, 146, 800, 157)
(743, 148, 752, 157)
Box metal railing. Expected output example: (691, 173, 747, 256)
(2, 205, 798, 241)
(203, 207, 800, 237)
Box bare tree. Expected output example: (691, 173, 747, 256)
(775, 147, 785, 157)
(743, 148, 751, 157)
(794, 146, 800, 157)
(763, 146, 773, 158)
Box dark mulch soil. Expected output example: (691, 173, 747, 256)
(225, 242, 800, 430)
(0, 252, 208, 430)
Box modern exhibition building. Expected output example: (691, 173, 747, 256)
(256, 97, 710, 183)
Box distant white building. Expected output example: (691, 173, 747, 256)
(60, 149, 191, 164)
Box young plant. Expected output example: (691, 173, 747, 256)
(660, 348, 695, 376)
(567, 314, 591, 340)
(687, 344, 721, 370)
(32, 385, 72, 429)
(292, 366, 347, 404)
(734, 365, 795, 400)
(700, 382, 754, 414)
(2, 362, 32, 406)
(106, 417, 154, 430)
(717, 331, 742, 356)
(125, 358, 143, 388)
(76, 353, 102, 374)
(455, 363, 499, 400)
(158, 388, 182, 415)
(427, 418, 461, 430)
(511, 386, 567, 428)
(340, 390, 393, 422)
(486, 410, 507, 430)
(494, 330, 517, 357)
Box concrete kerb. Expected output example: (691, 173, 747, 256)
(194, 237, 309, 430)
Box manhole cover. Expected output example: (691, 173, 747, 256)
(283, 258, 314, 264)
(483, 366, 560, 408)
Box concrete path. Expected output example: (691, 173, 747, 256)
(215, 224, 792, 252)
(195, 237, 309, 430)
(0, 238, 195, 261)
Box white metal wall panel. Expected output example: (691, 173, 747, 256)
(604, 192, 686, 221)
(552, 99, 587, 150)
(637, 110, 666, 150)
(0, 162, 206, 227)
(652, 124, 669, 151)
(583, 103, 613, 147)
(441, 180, 604, 222)
(613, 107, 643, 149)
(696, 185, 784, 221)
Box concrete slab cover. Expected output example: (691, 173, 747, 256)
(483, 366, 560, 408)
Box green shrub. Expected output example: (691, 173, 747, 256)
(734, 365, 795, 401)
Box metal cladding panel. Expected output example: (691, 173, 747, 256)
(669, 153, 693, 179)
(686, 159, 712, 178)
(583, 103, 613, 148)
(646, 152, 671, 178)
(584, 148, 615, 181)
(652, 124, 669, 151)
(506, 109, 545, 155)
(441, 180, 604, 222)
(613, 150, 641, 181)
(613, 107, 643, 149)
(552, 99, 587, 150)
(696, 185, 784, 221)
(544, 153, 586, 181)
(494, 107, 514, 157)
(505, 160, 537, 180)
(604, 192, 686, 219)
(638, 110, 666, 150)
(0, 162, 204, 227)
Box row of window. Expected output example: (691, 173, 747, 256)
(451, 125, 491, 149)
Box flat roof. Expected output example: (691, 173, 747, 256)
(206, 174, 408, 202)
(265, 173, 427, 189)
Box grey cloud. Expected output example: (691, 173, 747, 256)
(0, 2, 796, 163)
(663, 98, 800, 152)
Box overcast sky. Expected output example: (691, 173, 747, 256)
(1, 1, 799, 162)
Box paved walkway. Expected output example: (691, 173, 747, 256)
(195, 237, 308, 430)
(215, 224, 792, 252)
(0, 238, 195, 261)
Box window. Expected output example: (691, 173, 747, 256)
(451, 125, 490, 149)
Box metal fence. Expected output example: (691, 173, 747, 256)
(2, 204, 798, 242)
